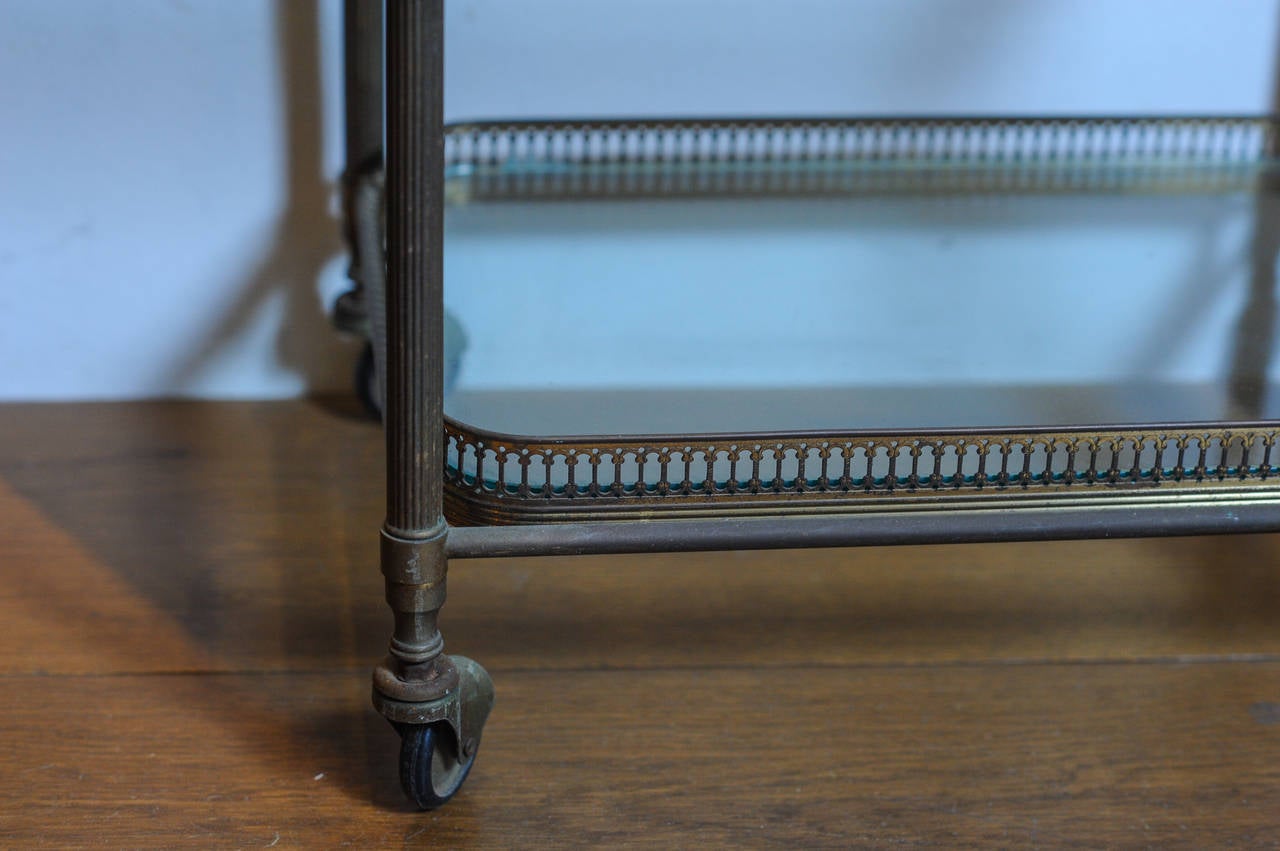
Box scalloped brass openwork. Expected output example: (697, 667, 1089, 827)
(443, 420, 1280, 525)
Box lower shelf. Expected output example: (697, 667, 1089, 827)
(357, 115, 1280, 529)
(443, 412, 1280, 526)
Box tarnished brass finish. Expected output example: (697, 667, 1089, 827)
(442, 420, 1280, 526)
(374, 0, 453, 710)
(365, 1, 500, 812)
(372, 655, 495, 762)
(373, 4, 493, 789)
(375, 525, 454, 698)
(443, 498, 1280, 560)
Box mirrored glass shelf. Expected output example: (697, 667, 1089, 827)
(426, 117, 1280, 524)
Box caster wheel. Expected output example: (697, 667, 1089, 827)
(398, 722, 476, 810)
(355, 342, 381, 419)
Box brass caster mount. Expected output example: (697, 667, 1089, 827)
(373, 655, 495, 810)
(373, 527, 494, 809)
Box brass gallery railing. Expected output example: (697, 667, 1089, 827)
(444, 421, 1280, 524)
(442, 115, 1278, 201)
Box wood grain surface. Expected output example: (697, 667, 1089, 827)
(2, 401, 1279, 847)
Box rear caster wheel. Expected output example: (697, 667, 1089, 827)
(397, 722, 477, 810)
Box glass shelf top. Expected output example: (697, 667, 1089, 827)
(437, 118, 1280, 437)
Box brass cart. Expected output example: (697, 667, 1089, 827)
(335, 1, 1280, 809)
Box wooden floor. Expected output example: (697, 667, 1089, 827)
(2, 401, 1280, 847)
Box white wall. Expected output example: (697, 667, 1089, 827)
(0, 0, 1276, 400)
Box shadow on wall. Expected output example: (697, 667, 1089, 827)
(165, 0, 357, 399)
(155, 0, 1280, 404)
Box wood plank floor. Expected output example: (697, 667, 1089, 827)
(2, 401, 1279, 847)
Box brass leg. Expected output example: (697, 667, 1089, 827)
(372, 0, 493, 810)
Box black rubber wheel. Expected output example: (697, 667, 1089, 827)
(398, 722, 476, 810)
(355, 342, 381, 419)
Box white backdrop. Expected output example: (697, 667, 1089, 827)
(0, 0, 1276, 400)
